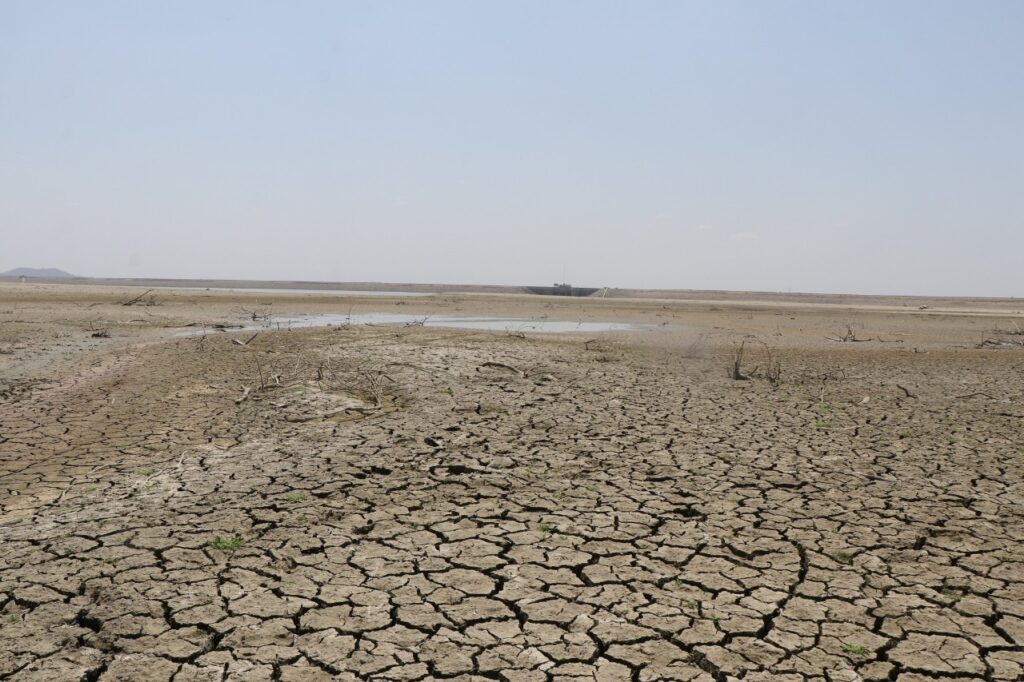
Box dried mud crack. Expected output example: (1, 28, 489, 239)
(2, 304, 1023, 681)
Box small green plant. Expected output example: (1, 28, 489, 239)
(208, 534, 245, 552)
(285, 492, 306, 503)
(138, 467, 155, 476)
(842, 643, 870, 656)
(897, 431, 912, 438)
(835, 551, 854, 565)
(816, 402, 833, 414)
(537, 522, 554, 536)
(998, 554, 1017, 563)
(815, 420, 832, 430)
(684, 599, 700, 610)
(3, 614, 20, 624)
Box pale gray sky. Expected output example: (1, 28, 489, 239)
(2, 1, 1022, 296)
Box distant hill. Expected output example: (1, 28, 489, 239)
(0, 267, 76, 278)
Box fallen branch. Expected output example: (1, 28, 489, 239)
(953, 392, 995, 400)
(167, 322, 243, 330)
(479, 361, 525, 377)
(232, 332, 259, 347)
(896, 384, 918, 399)
(991, 321, 1024, 336)
(976, 338, 1024, 349)
(121, 289, 157, 306)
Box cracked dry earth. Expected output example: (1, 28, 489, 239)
(2, 323, 1024, 682)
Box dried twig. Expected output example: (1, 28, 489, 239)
(121, 289, 158, 306)
(479, 361, 525, 377)
(232, 332, 259, 347)
(729, 342, 750, 380)
(953, 392, 995, 400)
(826, 325, 871, 343)
(991, 321, 1024, 336)
(236, 305, 273, 323)
(896, 384, 918, 399)
(976, 338, 1024, 349)
(728, 340, 780, 385)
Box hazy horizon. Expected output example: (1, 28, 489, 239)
(3, 2, 1022, 297)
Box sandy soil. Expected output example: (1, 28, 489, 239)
(1, 283, 1022, 681)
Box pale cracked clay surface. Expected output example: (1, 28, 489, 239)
(1, 284, 1023, 681)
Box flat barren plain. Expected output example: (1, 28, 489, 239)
(1, 283, 1022, 682)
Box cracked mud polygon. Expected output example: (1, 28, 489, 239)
(2, 284, 1022, 681)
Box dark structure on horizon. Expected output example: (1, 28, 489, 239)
(526, 283, 599, 297)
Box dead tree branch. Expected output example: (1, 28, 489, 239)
(121, 289, 158, 306)
(826, 325, 871, 343)
(896, 384, 918, 399)
(232, 333, 260, 347)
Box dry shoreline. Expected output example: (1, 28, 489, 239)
(1, 283, 1022, 681)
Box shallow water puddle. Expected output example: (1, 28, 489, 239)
(182, 312, 644, 335)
